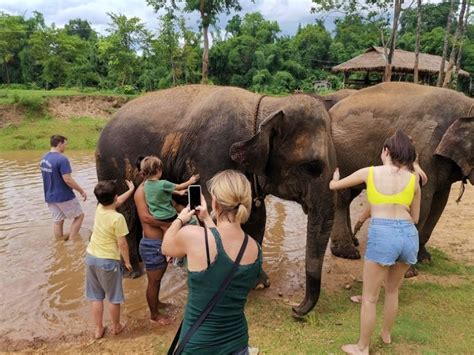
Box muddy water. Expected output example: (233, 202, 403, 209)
(0, 151, 307, 342)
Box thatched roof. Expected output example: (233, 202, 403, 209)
(332, 46, 470, 77)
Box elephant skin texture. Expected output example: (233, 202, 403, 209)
(96, 84, 336, 317)
(329, 82, 474, 267)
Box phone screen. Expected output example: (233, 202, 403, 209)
(188, 185, 201, 210)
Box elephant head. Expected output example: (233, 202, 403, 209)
(229, 99, 334, 212)
(434, 116, 474, 185)
(230, 96, 336, 317)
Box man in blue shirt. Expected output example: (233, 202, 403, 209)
(40, 135, 87, 240)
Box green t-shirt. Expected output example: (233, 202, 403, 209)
(144, 179, 177, 220)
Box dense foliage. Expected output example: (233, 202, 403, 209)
(0, 1, 472, 94)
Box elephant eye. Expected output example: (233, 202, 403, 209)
(300, 160, 324, 177)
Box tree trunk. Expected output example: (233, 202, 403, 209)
(200, 0, 209, 84)
(384, 0, 402, 82)
(455, 0, 471, 75)
(201, 24, 209, 84)
(414, 0, 422, 84)
(437, 0, 455, 87)
(3, 57, 10, 85)
(443, 0, 467, 88)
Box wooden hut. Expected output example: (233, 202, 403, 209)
(332, 46, 470, 88)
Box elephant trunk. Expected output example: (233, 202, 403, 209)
(292, 178, 335, 317)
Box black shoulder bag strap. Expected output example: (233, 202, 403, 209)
(168, 231, 249, 355)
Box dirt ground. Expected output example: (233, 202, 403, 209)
(46, 96, 129, 120)
(3, 184, 473, 353)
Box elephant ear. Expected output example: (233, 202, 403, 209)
(434, 117, 474, 184)
(230, 110, 283, 175)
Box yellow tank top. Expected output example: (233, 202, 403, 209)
(366, 166, 416, 208)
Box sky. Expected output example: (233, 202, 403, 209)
(0, 0, 331, 36)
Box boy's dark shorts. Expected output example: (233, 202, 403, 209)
(139, 237, 167, 271)
(85, 254, 124, 304)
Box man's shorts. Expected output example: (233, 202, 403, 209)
(85, 254, 124, 304)
(365, 218, 419, 266)
(139, 237, 167, 271)
(48, 198, 83, 223)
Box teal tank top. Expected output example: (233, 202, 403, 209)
(179, 227, 262, 354)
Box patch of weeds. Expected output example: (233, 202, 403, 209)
(13, 93, 46, 117)
(417, 247, 474, 276)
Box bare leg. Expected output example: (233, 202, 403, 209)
(342, 260, 388, 355)
(53, 220, 66, 240)
(381, 262, 411, 344)
(109, 302, 125, 335)
(146, 267, 172, 325)
(91, 301, 105, 339)
(69, 213, 84, 238)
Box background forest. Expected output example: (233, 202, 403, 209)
(1, 0, 473, 94)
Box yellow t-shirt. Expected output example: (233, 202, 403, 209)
(86, 204, 129, 260)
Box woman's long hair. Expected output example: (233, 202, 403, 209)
(207, 170, 252, 224)
(383, 130, 416, 171)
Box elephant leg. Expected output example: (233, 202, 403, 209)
(418, 187, 451, 263)
(330, 189, 361, 259)
(243, 200, 269, 288)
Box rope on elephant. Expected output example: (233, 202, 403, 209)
(455, 179, 467, 203)
(467, 103, 474, 117)
(252, 95, 267, 208)
(253, 95, 266, 134)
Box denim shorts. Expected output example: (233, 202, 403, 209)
(85, 254, 124, 303)
(365, 218, 419, 266)
(139, 237, 167, 271)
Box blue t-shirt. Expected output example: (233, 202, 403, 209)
(40, 152, 75, 203)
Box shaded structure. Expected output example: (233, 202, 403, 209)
(332, 46, 471, 89)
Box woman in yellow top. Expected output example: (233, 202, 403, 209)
(329, 130, 421, 355)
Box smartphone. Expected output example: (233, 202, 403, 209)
(188, 185, 201, 210)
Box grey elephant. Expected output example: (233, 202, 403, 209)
(328, 82, 473, 273)
(96, 85, 336, 316)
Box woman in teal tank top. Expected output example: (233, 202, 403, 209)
(162, 170, 262, 354)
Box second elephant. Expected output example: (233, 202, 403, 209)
(329, 82, 473, 266)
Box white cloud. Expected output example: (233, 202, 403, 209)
(2, 0, 322, 35)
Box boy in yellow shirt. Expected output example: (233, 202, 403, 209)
(85, 180, 134, 339)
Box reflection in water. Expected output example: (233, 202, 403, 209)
(0, 151, 306, 342)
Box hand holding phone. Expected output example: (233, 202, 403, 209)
(188, 185, 201, 210)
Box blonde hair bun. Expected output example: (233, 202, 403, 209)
(207, 170, 252, 223)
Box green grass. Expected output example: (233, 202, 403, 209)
(0, 116, 107, 150)
(0, 88, 134, 105)
(153, 247, 474, 354)
(417, 248, 474, 276)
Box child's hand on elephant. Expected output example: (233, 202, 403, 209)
(125, 179, 135, 192)
(189, 174, 200, 184)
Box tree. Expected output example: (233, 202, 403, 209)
(64, 18, 97, 41)
(443, 0, 468, 88)
(98, 13, 150, 88)
(146, 0, 250, 84)
(0, 13, 27, 84)
(413, 0, 422, 84)
(437, 0, 455, 86)
(384, 0, 402, 81)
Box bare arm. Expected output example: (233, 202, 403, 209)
(413, 162, 428, 186)
(116, 180, 135, 208)
(175, 174, 200, 191)
(329, 168, 369, 191)
(62, 173, 87, 201)
(134, 184, 169, 228)
(410, 181, 421, 224)
(117, 235, 132, 270)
